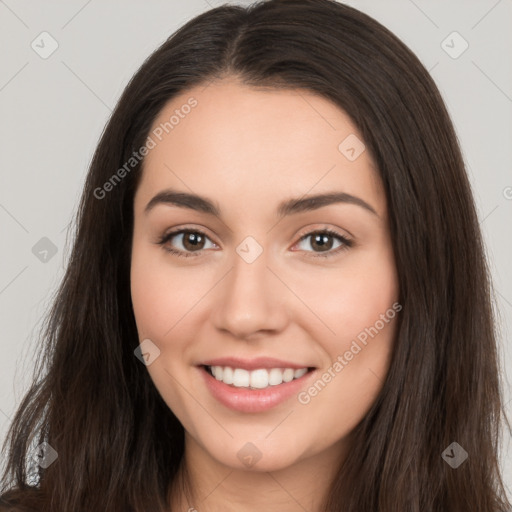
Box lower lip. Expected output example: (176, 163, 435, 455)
(199, 366, 315, 413)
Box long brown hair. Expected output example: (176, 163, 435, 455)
(1, 1, 510, 510)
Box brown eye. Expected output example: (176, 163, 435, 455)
(310, 233, 335, 252)
(295, 229, 353, 257)
(157, 229, 216, 258)
(180, 231, 206, 251)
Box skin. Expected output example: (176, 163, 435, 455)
(130, 77, 399, 512)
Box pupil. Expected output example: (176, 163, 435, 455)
(313, 234, 332, 251)
(180, 232, 334, 252)
(184, 232, 203, 250)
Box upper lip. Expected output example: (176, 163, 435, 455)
(200, 357, 314, 371)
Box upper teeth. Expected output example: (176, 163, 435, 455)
(209, 366, 308, 389)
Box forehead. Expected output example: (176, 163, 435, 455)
(136, 78, 386, 219)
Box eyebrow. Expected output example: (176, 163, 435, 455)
(144, 188, 378, 218)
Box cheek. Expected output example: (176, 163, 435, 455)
(130, 243, 208, 339)
(130, 245, 201, 424)
(292, 241, 398, 422)
(293, 244, 399, 346)
(297, 304, 398, 445)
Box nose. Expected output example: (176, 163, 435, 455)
(211, 246, 289, 341)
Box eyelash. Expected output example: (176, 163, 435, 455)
(156, 227, 353, 259)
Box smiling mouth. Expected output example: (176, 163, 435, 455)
(202, 364, 315, 390)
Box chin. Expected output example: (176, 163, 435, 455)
(197, 435, 309, 473)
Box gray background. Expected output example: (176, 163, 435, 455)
(0, 0, 511, 494)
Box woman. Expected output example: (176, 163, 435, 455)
(1, 0, 510, 510)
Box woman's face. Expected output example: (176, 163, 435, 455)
(131, 78, 400, 472)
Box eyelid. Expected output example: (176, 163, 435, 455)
(294, 224, 352, 243)
(158, 224, 218, 245)
(156, 226, 218, 257)
(291, 227, 353, 257)
(157, 224, 353, 258)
